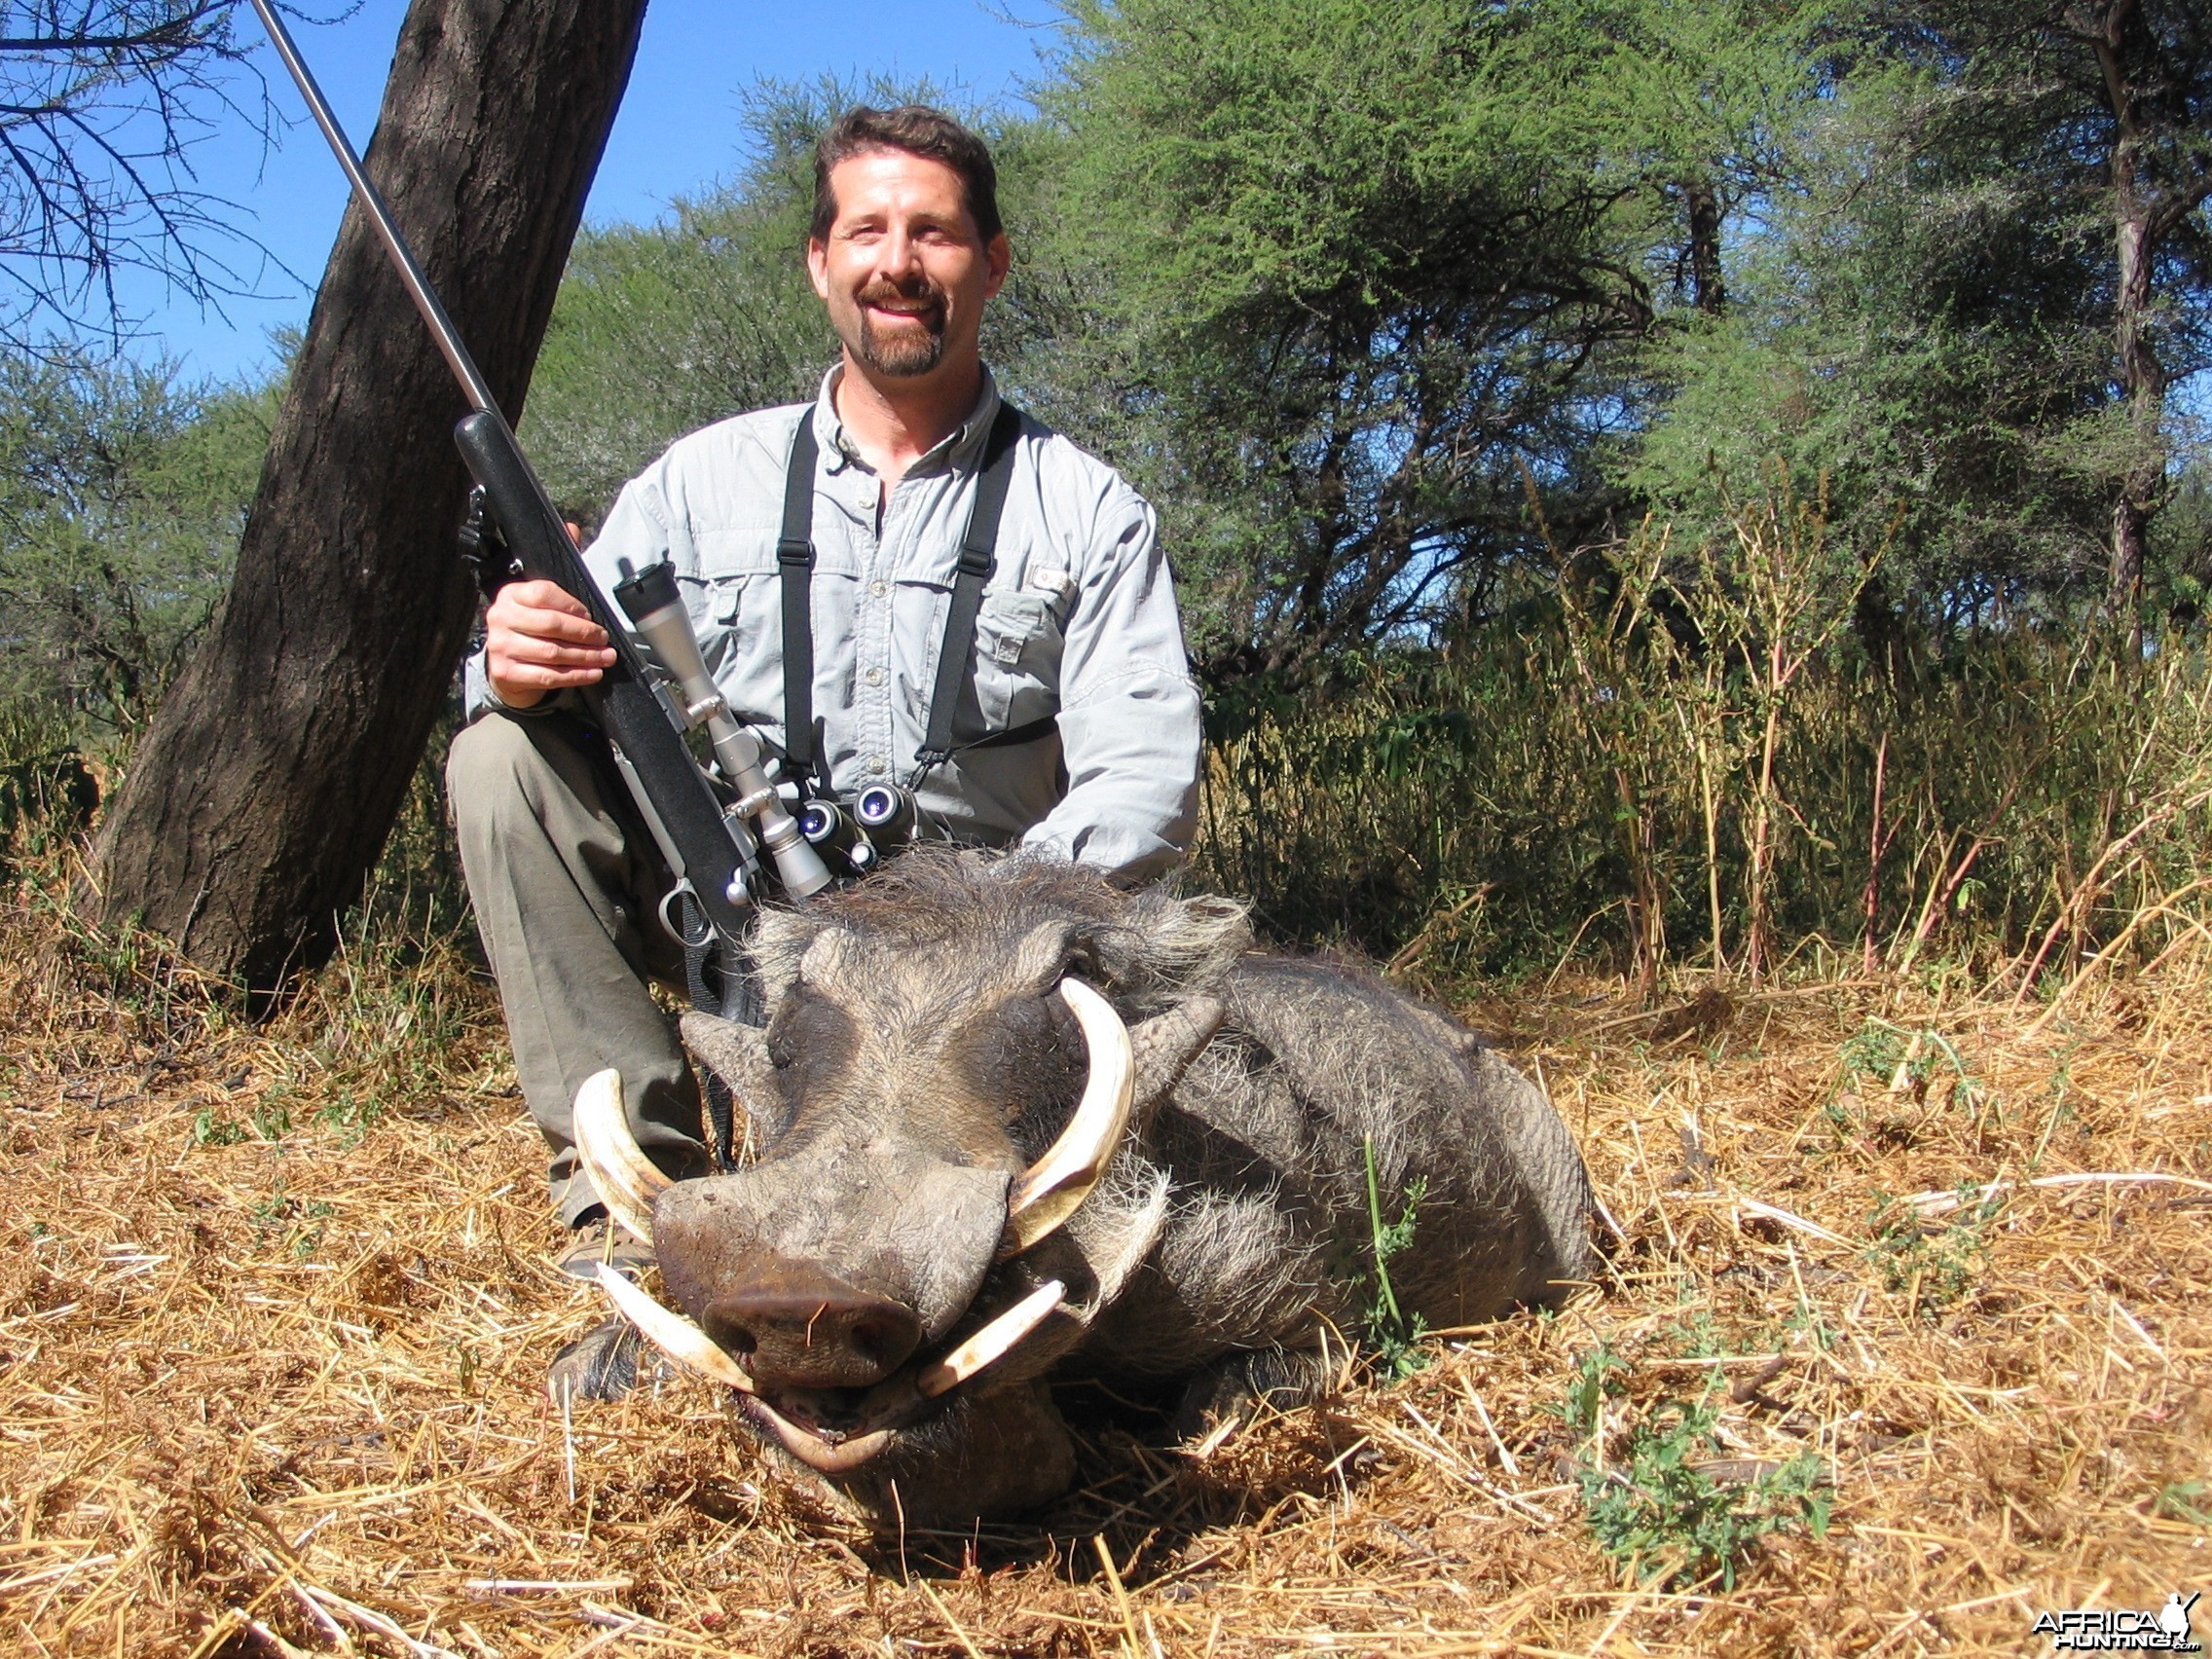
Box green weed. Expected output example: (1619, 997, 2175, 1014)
(1563, 1343, 1626, 1439)
(1577, 1399, 1831, 1590)
(1361, 1135, 1430, 1381)
(289, 1200, 333, 1261)
(1863, 1186, 2003, 1314)
(1562, 1343, 1829, 1589)
(317, 1089, 384, 1146)
(2157, 1478, 2211, 1527)
(191, 1105, 245, 1147)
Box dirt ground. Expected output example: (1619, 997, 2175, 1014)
(1, 882, 2207, 1656)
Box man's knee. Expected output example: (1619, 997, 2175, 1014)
(448, 711, 563, 839)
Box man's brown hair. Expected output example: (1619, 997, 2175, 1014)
(811, 105, 1002, 245)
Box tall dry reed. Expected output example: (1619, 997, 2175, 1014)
(1195, 484, 2212, 1004)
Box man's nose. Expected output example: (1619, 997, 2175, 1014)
(874, 226, 926, 283)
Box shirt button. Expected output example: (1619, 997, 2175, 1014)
(866, 755, 885, 775)
(864, 666, 884, 687)
(869, 579, 887, 598)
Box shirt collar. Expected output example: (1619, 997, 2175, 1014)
(814, 362, 1003, 477)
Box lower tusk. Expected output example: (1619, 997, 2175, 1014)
(572, 1068, 671, 1245)
(745, 1403, 896, 1473)
(1002, 979, 1134, 1255)
(916, 1278, 1064, 1397)
(593, 1262, 754, 1393)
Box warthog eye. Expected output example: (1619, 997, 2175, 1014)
(764, 992, 855, 1082)
(962, 993, 1085, 1160)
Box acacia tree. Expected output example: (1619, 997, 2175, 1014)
(0, 1, 275, 350)
(1031, 0, 1829, 688)
(91, 0, 646, 987)
(1866, 0, 2212, 655)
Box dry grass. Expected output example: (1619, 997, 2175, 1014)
(2, 868, 2208, 1658)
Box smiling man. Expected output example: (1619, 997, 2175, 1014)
(443, 107, 1203, 1396)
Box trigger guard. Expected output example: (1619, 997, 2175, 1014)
(660, 884, 714, 949)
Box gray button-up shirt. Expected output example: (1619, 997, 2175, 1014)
(466, 369, 1202, 882)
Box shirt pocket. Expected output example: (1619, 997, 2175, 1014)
(971, 590, 1065, 734)
(680, 566, 778, 723)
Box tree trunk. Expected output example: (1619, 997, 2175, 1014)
(2109, 208, 2162, 661)
(88, 0, 647, 988)
(1682, 178, 1725, 315)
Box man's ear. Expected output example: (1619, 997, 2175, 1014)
(983, 231, 1011, 300)
(806, 237, 831, 301)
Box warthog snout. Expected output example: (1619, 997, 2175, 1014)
(703, 1262, 924, 1389)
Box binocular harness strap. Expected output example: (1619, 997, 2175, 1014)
(917, 404, 1026, 771)
(777, 402, 1032, 797)
(777, 418, 822, 792)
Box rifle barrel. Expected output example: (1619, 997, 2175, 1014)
(244, 0, 500, 416)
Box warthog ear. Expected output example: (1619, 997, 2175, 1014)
(679, 1012, 786, 1131)
(1130, 995, 1225, 1124)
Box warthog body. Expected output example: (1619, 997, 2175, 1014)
(604, 851, 1591, 1524)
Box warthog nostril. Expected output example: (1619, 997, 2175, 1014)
(705, 1263, 925, 1390)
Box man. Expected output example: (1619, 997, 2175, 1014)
(444, 106, 1203, 1390)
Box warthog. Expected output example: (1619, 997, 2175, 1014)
(572, 851, 1592, 1524)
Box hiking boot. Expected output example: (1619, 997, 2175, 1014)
(546, 1313, 668, 1403)
(555, 1211, 655, 1282)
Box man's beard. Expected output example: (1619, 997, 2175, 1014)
(851, 278, 947, 378)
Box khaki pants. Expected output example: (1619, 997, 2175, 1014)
(446, 710, 709, 1225)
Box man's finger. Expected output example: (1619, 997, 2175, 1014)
(498, 605, 610, 647)
(503, 577, 591, 616)
(496, 663, 608, 689)
(498, 638, 617, 670)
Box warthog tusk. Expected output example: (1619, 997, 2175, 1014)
(1001, 979, 1134, 1254)
(591, 1264, 1063, 1473)
(594, 1268, 896, 1471)
(744, 1407, 896, 1474)
(916, 1278, 1065, 1397)
(571, 1068, 671, 1245)
(593, 1262, 755, 1392)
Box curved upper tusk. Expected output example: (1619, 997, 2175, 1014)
(593, 1262, 755, 1392)
(916, 1278, 1065, 1397)
(1002, 978, 1135, 1256)
(571, 1068, 672, 1245)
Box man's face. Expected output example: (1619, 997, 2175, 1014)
(808, 149, 1009, 381)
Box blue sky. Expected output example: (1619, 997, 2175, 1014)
(138, 0, 1053, 384)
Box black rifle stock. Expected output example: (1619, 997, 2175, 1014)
(451, 415, 758, 946)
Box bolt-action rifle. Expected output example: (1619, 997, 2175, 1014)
(244, 0, 829, 1000)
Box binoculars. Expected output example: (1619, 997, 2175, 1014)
(794, 784, 923, 881)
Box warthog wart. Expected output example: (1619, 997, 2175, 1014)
(572, 850, 1594, 1524)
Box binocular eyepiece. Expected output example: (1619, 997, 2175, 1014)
(798, 798, 879, 874)
(854, 783, 917, 843)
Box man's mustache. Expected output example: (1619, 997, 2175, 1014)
(856, 278, 947, 323)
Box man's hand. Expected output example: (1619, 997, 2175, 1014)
(486, 579, 616, 709)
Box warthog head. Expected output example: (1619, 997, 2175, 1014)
(572, 853, 1246, 1518)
